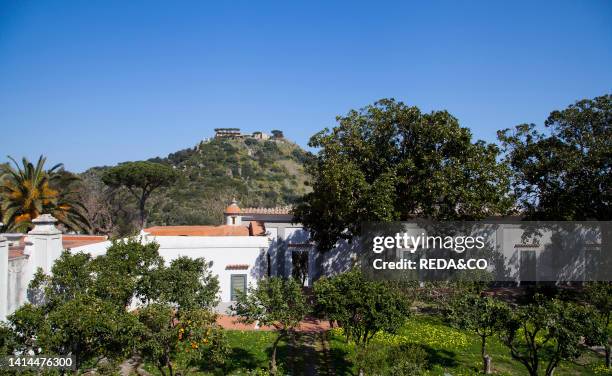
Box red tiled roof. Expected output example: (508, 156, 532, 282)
(241, 206, 293, 215)
(225, 264, 249, 270)
(145, 221, 266, 237)
(6, 234, 106, 260)
(145, 225, 249, 236)
(62, 235, 107, 249)
(224, 201, 241, 214)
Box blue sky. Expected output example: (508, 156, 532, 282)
(1, 1, 611, 172)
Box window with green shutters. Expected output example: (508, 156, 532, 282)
(230, 274, 247, 301)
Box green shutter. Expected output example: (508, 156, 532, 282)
(231, 274, 247, 301)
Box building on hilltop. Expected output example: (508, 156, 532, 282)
(214, 128, 242, 139)
(214, 128, 271, 140)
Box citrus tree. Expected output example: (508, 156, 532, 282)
(501, 296, 600, 376)
(231, 277, 309, 375)
(449, 294, 510, 374)
(314, 270, 410, 376)
(585, 282, 612, 368)
(7, 240, 226, 374)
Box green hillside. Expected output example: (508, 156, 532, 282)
(79, 136, 312, 234)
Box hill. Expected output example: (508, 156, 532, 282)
(78, 136, 312, 235)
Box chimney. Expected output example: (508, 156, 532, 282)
(27, 214, 62, 274)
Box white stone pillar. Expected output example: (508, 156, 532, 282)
(27, 214, 62, 274)
(0, 235, 8, 322)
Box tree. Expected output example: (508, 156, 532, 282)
(314, 270, 410, 376)
(40, 295, 141, 370)
(89, 239, 164, 307)
(10, 260, 140, 371)
(498, 94, 611, 221)
(136, 304, 228, 376)
(295, 98, 513, 252)
(9, 240, 225, 374)
(585, 282, 612, 368)
(500, 296, 600, 376)
(10, 247, 142, 370)
(0, 155, 90, 232)
(6, 303, 45, 355)
(450, 294, 510, 374)
(77, 168, 139, 236)
(102, 161, 178, 228)
(271, 130, 284, 139)
(152, 256, 220, 311)
(136, 256, 224, 376)
(0, 322, 16, 356)
(231, 277, 309, 374)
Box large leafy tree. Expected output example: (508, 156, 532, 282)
(295, 99, 513, 251)
(102, 161, 178, 229)
(0, 155, 90, 232)
(231, 277, 309, 375)
(498, 94, 611, 221)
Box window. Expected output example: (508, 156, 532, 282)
(231, 216, 236, 225)
(230, 274, 247, 301)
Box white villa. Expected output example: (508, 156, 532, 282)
(0, 201, 356, 321)
(0, 202, 606, 322)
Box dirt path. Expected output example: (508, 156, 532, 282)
(288, 331, 332, 376)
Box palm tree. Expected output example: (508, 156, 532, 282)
(0, 155, 90, 233)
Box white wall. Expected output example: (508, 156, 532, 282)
(148, 236, 269, 303)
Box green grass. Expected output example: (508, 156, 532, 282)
(142, 330, 291, 376)
(135, 315, 608, 375)
(328, 314, 609, 375)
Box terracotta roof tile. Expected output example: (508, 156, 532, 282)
(224, 199, 241, 214)
(62, 235, 107, 249)
(144, 223, 266, 237)
(225, 264, 249, 270)
(241, 206, 293, 215)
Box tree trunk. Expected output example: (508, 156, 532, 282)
(270, 332, 284, 375)
(139, 198, 147, 229)
(481, 336, 492, 374)
(484, 355, 492, 374)
(606, 344, 611, 368)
